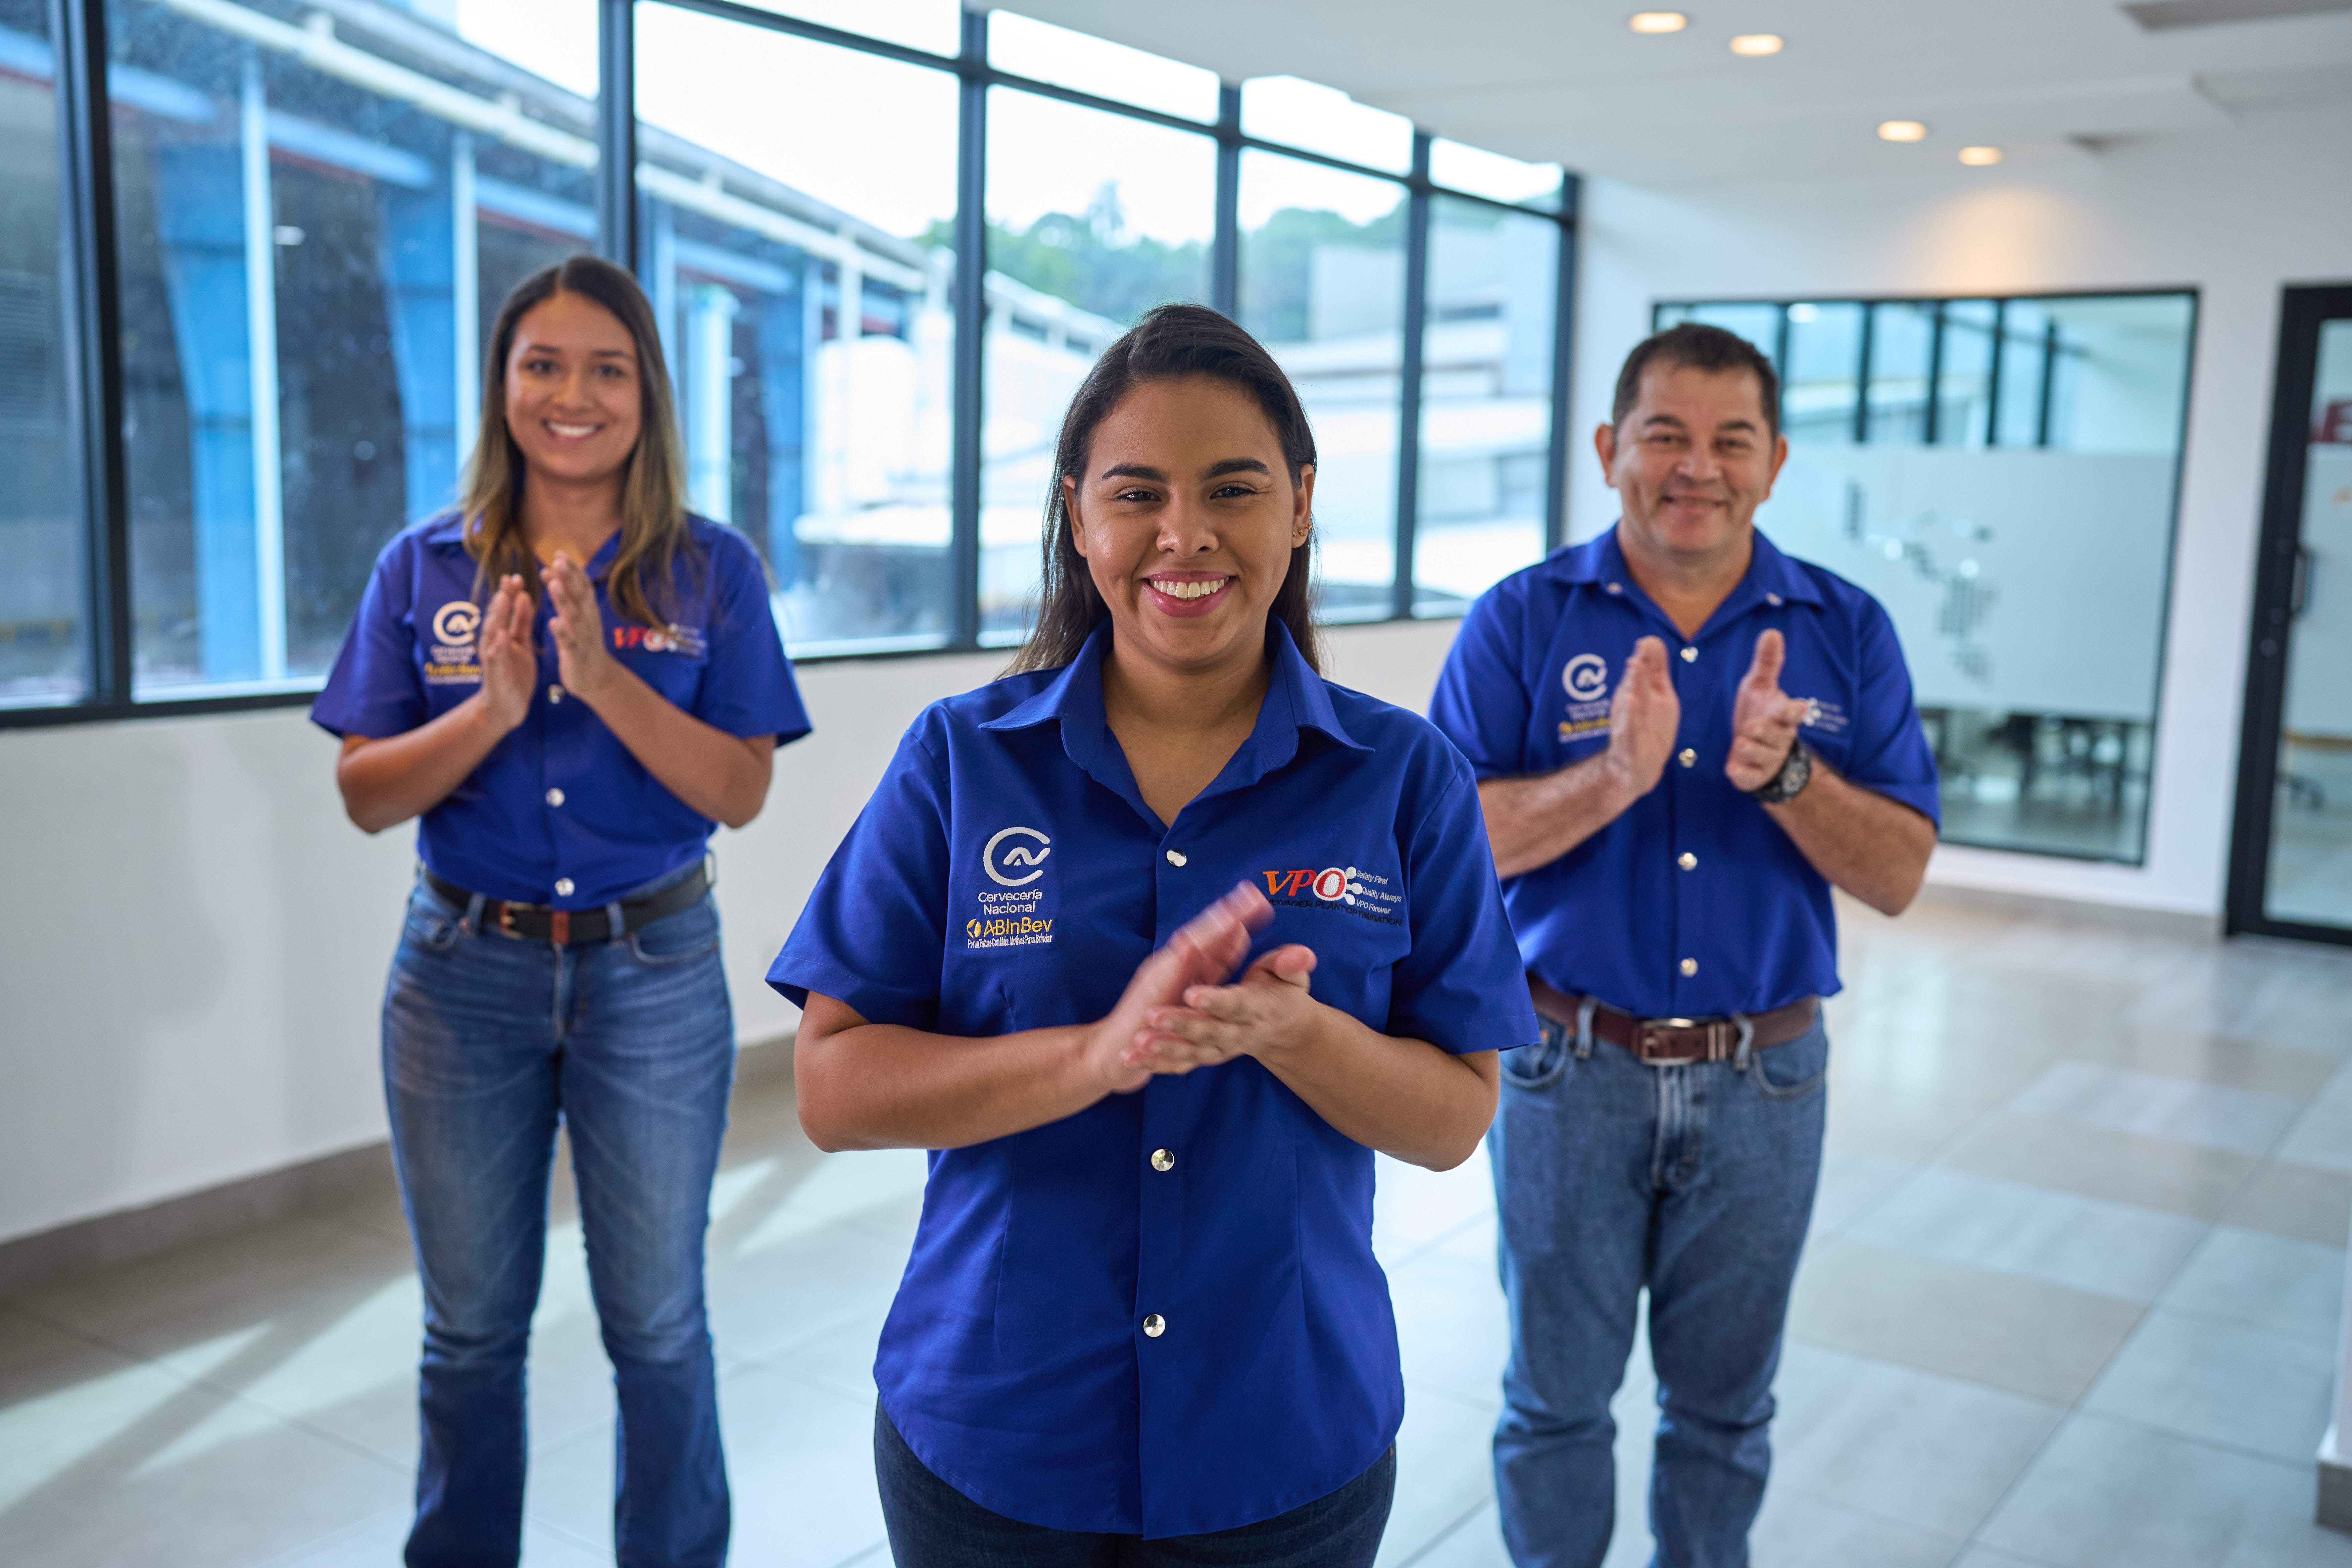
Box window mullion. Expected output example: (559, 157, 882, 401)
(1211, 84, 1239, 318)
(598, 0, 638, 271)
(948, 7, 987, 649)
(1390, 132, 1431, 621)
(52, 0, 131, 707)
(1544, 177, 1580, 553)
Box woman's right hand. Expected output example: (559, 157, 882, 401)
(1081, 882, 1272, 1095)
(473, 574, 537, 735)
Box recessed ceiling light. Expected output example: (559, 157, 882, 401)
(1628, 12, 1689, 32)
(1729, 33, 1783, 54)
(1958, 145, 2004, 165)
(1877, 120, 1928, 142)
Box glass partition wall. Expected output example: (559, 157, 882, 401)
(9, 0, 1573, 719)
(1658, 293, 2197, 865)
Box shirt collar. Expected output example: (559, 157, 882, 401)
(1564, 523, 1824, 622)
(982, 618, 1368, 819)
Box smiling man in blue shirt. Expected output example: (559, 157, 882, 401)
(1429, 323, 1941, 1568)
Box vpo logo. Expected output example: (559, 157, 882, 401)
(432, 601, 482, 645)
(983, 826, 1052, 887)
(1562, 653, 1608, 702)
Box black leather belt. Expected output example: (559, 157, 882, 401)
(1528, 977, 1818, 1065)
(424, 860, 712, 945)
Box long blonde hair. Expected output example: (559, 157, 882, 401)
(458, 254, 698, 629)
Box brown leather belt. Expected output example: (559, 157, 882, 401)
(1528, 976, 1818, 1065)
(424, 860, 712, 946)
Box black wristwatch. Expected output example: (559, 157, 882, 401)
(1749, 740, 1813, 804)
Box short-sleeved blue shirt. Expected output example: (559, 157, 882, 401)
(767, 620, 1535, 1538)
(311, 513, 811, 909)
(1428, 525, 1939, 1019)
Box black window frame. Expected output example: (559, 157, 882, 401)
(1651, 286, 2201, 868)
(7, 0, 1578, 728)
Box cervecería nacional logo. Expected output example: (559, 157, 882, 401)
(967, 827, 1054, 950)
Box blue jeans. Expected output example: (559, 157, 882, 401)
(1490, 1011, 1829, 1568)
(874, 1405, 1395, 1567)
(383, 871, 735, 1568)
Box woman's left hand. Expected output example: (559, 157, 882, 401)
(1128, 944, 1324, 1074)
(542, 552, 624, 704)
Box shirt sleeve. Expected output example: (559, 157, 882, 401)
(766, 720, 949, 1027)
(1427, 583, 1534, 780)
(693, 531, 812, 746)
(1839, 598, 1942, 826)
(1384, 758, 1541, 1055)
(310, 541, 425, 740)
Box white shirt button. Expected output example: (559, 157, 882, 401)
(1605, 581, 1623, 595)
(1680, 646, 1698, 663)
(1152, 1148, 1175, 1172)
(548, 685, 564, 703)
(546, 788, 565, 807)
(554, 878, 575, 897)
(1678, 852, 1697, 871)
(1680, 958, 1699, 977)
(1679, 748, 1697, 767)
(1166, 849, 1187, 867)
(1142, 1313, 1166, 1338)
(1766, 592, 1784, 606)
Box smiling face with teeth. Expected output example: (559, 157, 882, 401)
(1064, 374, 1314, 685)
(502, 288, 645, 502)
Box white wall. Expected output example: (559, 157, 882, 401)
(1568, 95, 2352, 918)
(0, 618, 1460, 1248)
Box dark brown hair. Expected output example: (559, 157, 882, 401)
(1007, 303, 1323, 676)
(458, 254, 696, 630)
(1613, 321, 1782, 440)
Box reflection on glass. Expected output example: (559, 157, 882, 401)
(1864, 301, 1934, 444)
(107, 0, 597, 696)
(0, 0, 82, 706)
(1239, 150, 1405, 619)
(1239, 77, 1412, 174)
(1414, 196, 1554, 615)
(1429, 139, 1562, 210)
(2264, 317, 2352, 928)
(1783, 301, 1864, 443)
(1660, 291, 2196, 863)
(989, 11, 1219, 123)
(981, 89, 1214, 640)
(719, 0, 962, 57)
(638, 3, 960, 654)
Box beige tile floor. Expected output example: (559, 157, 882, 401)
(4, 894, 2351, 1566)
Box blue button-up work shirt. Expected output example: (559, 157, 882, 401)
(1429, 526, 1940, 1019)
(311, 514, 811, 908)
(768, 621, 1535, 1537)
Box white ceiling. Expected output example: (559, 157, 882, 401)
(995, 0, 2352, 184)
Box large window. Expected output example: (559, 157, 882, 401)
(9, 1, 1574, 721)
(636, 5, 959, 655)
(1658, 292, 2197, 864)
(0, 0, 78, 705)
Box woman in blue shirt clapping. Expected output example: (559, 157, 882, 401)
(770, 303, 1536, 1564)
(313, 255, 810, 1568)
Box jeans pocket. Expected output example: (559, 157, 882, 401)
(400, 887, 461, 954)
(1749, 1022, 1828, 1101)
(627, 895, 721, 967)
(1500, 1017, 1572, 1092)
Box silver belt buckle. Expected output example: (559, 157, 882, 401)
(1638, 1016, 1705, 1066)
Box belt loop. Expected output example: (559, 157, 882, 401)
(604, 899, 627, 944)
(1573, 994, 1598, 1061)
(1732, 1013, 1756, 1072)
(459, 891, 486, 938)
